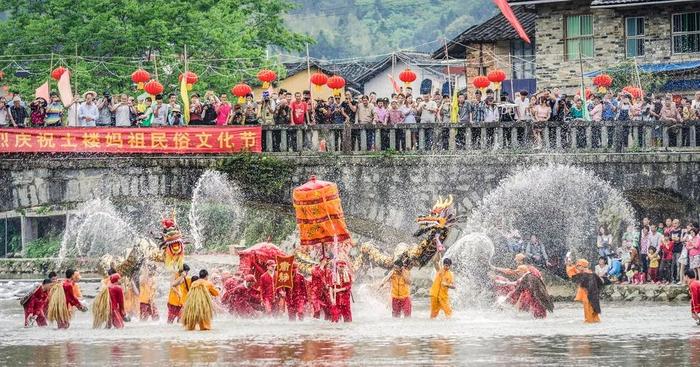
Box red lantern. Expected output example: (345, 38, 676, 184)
(398, 68, 417, 89)
(576, 87, 593, 100)
(257, 69, 277, 89)
(51, 66, 67, 81)
(231, 83, 253, 103)
(473, 76, 491, 93)
(310, 72, 328, 93)
(487, 69, 506, 90)
(131, 69, 151, 90)
(178, 71, 199, 91)
(143, 80, 164, 96)
(592, 74, 613, 93)
(622, 86, 642, 99)
(326, 75, 346, 96)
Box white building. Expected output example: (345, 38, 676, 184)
(355, 52, 467, 99)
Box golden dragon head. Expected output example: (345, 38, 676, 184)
(415, 195, 462, 238)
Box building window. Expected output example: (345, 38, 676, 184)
(565, 15, 594, 59)
(672, 12, 700, 54)
(511, 40, 535, 79)
(625, 17, 645, 57)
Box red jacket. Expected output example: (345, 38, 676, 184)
(63, 280, 81, 308)
(108, 284, 125, 317)
(228, 284, 259, 316)
(690, 280, 700, 313)
(332, 275, 352, 307)
(24, 286, 49, 315)
(285, 272, 308, 304)
(258, 272, 275, 301)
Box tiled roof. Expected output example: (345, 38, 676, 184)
(283, 61, 383, 89)
(433, 6, 535, 58)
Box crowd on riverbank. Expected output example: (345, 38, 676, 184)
(1, 86, 700, 129)
(595, 218, 700, 285)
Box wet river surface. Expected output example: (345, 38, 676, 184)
(1, 293, 699, 366)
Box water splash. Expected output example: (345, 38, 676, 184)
(59, 198, 142, 260)
(188, 170, 245, 251)
(446, 164, 636, 304)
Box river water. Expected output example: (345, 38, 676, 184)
(1, 291, 699, 366)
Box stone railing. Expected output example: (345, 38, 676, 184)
(261, 120, 700, 153)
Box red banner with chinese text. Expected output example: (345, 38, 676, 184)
(0, 126, 262, 154)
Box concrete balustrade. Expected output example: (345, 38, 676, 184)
(261, 121, 700, 153)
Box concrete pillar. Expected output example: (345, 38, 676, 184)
(20, 216, 38, 256)
(280, 130, 288, 152)
(464, 127, 472, 150)
(265, 130, 273, 152)
(448, 128, 457, 151)
(389, 129, 396, 150)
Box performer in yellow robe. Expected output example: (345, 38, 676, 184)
(566, 258, 602, 323)
(430, 257, 455, 319)
(182, 269, 220, 331)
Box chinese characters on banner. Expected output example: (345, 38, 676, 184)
(0, 126, 262, 154)
(275, 255, 295, 289)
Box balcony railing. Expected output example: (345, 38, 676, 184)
(261, 121, 700, 153)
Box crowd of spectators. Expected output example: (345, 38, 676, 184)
(595, 217, 700, 285)
(1, 86, 699, 130)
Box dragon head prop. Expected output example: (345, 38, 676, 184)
(159, 212, 185, 272)
(415, 195, 460, 240)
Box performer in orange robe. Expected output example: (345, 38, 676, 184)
(285, 263, 308, 321)
(567, 258, 602, 323)
(311, 259, 332, 320)
(258, 260, 276, 315)
(182, 269, 220, 331)
(23, 279, 52, 327)
(167, 264, 192, 324)
(58, 269, 87, 329)
(107, 273, 127, 329)
(331, 261, 352, 323)
(139, 268, 159, 321)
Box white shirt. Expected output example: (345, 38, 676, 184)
(114, 104, 132, 127)
(0, 108, 10, 126)
(78, 102, 99, 127)
(514, 97, 531, 121)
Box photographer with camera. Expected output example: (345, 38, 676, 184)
(96, 91, 114, 126)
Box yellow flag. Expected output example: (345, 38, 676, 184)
(180, 76, 190, 124)
(450, 85, 459, 123)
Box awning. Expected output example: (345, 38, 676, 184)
(584, 60, 700, 77)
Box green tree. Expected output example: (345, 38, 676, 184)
(0, 0, 312, 95)
(601, 61, 668, 93)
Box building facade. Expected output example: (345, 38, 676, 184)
(509, 0, 700, 92)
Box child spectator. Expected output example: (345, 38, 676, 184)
(608, 256, 623, 283)
(647, 246, 660, 283)
(660, 235, 675, 283)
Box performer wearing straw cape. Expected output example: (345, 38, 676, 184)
(93, 273, 127, 329)
(181, 269, 220, 331)
(47, 269, 87, 329)
(21, 279, 53, 327)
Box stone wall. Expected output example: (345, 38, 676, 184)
(0, 258, 98, 275)
(2, 152, 700, 232)
(535, 1, 700, 91)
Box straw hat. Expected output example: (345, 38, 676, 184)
(83, 90, 97, 99)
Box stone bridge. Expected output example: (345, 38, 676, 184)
(1, 152, 698, 233)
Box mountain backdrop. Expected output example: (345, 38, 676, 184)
(285, 0, 497, 59)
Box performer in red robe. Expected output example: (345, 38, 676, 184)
(311, 259, 332, 320)
(225, 275, 261, 317)
(23, 279, 52, 327)
(107, 273, 127, 329)
(331, 260, 353, 323)
(258, 260, 276, 314)
(284, 263, 308, 321)
(58, 269, 87, 329)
